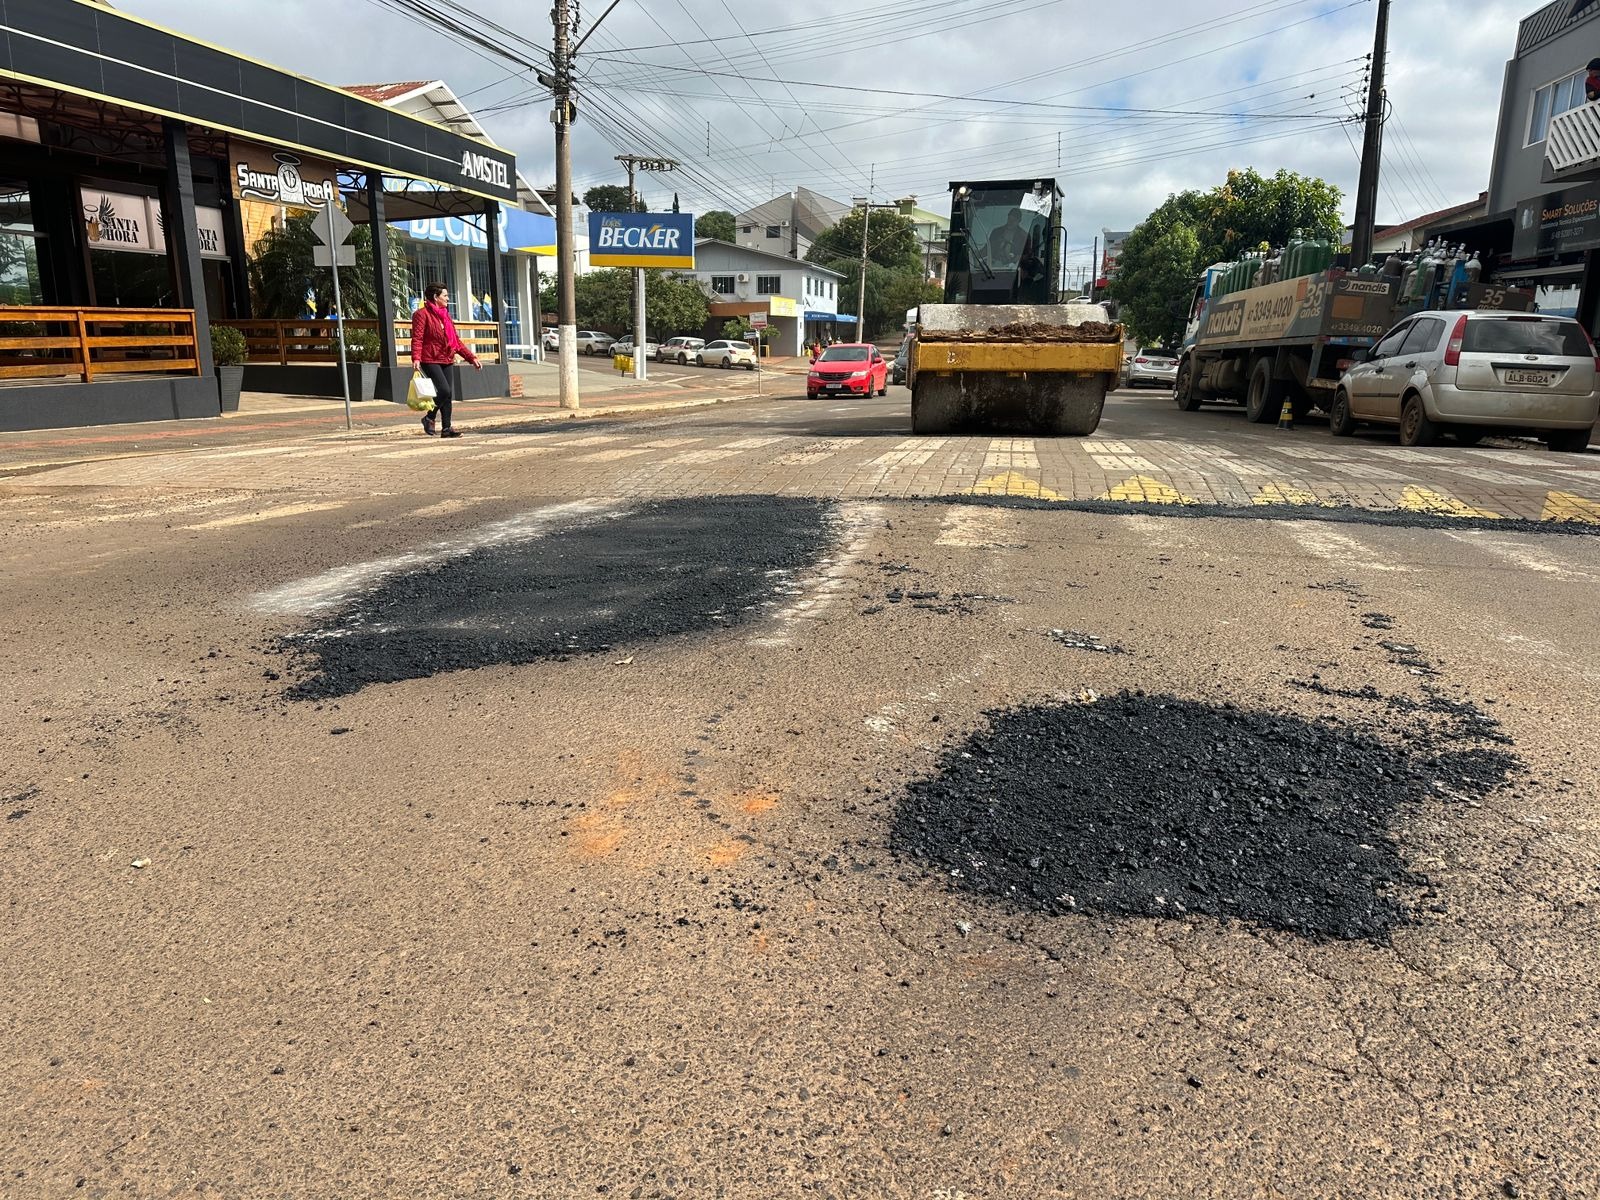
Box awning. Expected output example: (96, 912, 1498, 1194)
(806, 311, 855, 323)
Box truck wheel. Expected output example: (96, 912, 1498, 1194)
(1175, 360, 1203, 412)
(1328, 389, 1356, 437)
(1398, 393, 1439, 447)
(1244, 358, 1283, 424)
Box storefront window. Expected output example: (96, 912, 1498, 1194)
(468, 249, 494, 321)
(500, 254, 522, 357)
(0, 183, 43, 305)
(90, 249, 174, 308)
(399, 239, 451, 314)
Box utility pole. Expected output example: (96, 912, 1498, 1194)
(852, 165, 878, 340)
(1090, 235, 1098, 302)
(551, 0, 579, 409)
(616, 154, 678, 381)
(1350, 0, 1390, 269)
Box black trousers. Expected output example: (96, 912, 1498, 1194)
(420, 362, 454, 430)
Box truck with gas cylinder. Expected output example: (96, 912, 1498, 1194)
(1173, 236, 1527, 422)
(908, 178, 1123, 435)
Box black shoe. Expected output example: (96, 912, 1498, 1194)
(440, 428, 462, 438)
(421, 416, 436, 436)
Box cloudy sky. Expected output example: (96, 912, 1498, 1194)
(123, 0, 1532, 278)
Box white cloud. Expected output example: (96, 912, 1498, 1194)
(121, 0, 1533, 270)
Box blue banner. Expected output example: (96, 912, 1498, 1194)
(400, 207, 556, 255)
(588, 211, 696, 268)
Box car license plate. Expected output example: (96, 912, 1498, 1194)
(825, 383, 842, 391)
(1505, 368, 1556, 385)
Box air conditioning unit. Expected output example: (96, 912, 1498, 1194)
(737, 273, 749, 282)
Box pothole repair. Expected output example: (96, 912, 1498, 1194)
(890, 692, 1519, 942)
(278, 496, 837, 699)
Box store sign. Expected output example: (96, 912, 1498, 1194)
(82, 189, 156, 251)
(233, 146, 337, 208)
(767, 295, 797, 317)
(82, 188, 231, 259)
(459, 150, 510, 190)
(402, 207, 557, 255)
(1514, 183, 1600, 258)
(588, 211, 695, 268)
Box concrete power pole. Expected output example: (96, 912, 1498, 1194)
(551, 0, 580, 409)
(616, 154, 679, 382)
(1349, 0, 1390, 269)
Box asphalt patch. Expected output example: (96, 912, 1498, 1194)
(890, 693, 1516, 942)
(278, 497, 836, 699)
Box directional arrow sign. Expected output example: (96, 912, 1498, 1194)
(312, 204, 354, 249)
(312, 243, 356, 268)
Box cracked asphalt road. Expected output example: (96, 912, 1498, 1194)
(2, 389, 1599, 1198)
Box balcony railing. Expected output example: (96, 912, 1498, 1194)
(212, 319, 501, 365)
(1546, 100, 1600, 173)
(0, 308, 199, 383)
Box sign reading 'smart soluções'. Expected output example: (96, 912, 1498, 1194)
(588, 212, 695, 268)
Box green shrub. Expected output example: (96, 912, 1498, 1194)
(344, 329, 381, 363)
(210, 324, 248, 367)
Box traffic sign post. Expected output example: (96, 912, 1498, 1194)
(317, 195, 355, 430)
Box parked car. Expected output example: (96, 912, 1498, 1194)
(573, 330, 616, 355)
(890, 336, 910, 386)
(612, 337, 660, 360)
(1125, 346, 1179, 388)
(698, 339, 757, 369)
(541, 329, 559, 351)
(807, 343, 889, 398)
(658, 336, 705, 364)
(1332, 309, 1598, 450)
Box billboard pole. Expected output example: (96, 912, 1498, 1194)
(552, 0, 580, 410)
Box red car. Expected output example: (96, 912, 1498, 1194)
(806, 343, 889, 398)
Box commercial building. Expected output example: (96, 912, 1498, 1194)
(0, 0, 533, 430)
(690, 240, 849, 355)
(1432, 1, 1600, 325)
(893, 197, 950, 282)
(734, 187, 850, 261)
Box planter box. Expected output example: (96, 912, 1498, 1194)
(345, 362, 379, 402)
(216, 364, 243, 413)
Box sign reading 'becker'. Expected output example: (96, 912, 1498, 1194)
(588, 211, 695, 268)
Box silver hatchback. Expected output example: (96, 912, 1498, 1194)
(1332, 310, 1598, 450)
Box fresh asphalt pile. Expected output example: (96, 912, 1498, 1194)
(279, 497, 835, 699)
(890, 692, 1518, 941)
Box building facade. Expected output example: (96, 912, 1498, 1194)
(1442, 1, 1600, 326)
(734, 187, 850, 261)
(689, 240, 849, 355)
(894, 198, 950, 282)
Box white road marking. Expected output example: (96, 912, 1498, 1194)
(1080, 440, 1135, 454)
(411, 497, 500, 519)
(666, 447, 744, 464)
(936, 505, 1027, 548)
(639, 437, 704, 448)
(868, 448, 935, 467)
(750, 502, 884, 647)
(983, 438, 1039, 470)
(473, 444, 560, 460)
(1278, 520, 1410, 572)
(252, 499, 618, 614)
(1439, 465, 1546, 486)
(1444, 529, 1596, 581)
(574, 447, 655, 463)
(184, 501, 350, 531)
(1090, 453, 1156, 471)
(771, 438, 859, 467)
(720, 436, 789, 449)
(196, 445, 299, 459)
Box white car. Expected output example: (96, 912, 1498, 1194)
(697, 339, 757, 370)
(657, 336, 705, 364)
(541, 329, 559, 351)
(573, 330, 616, 355)
(612, 337, 660, 360)
(1124, 347, 1179, 388)
(1332, 309, 1598, 450)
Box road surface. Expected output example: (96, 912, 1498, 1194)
(3, 383, 1598, 1198)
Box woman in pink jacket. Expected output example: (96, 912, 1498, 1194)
(411, 282, 482, 437)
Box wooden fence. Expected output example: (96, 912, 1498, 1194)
(0, 308, 199, 383)
(213, 319, 501, 365)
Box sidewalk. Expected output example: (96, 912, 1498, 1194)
(0, 362, 772, 474)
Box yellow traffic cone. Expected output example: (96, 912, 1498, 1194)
(1277, 396, 1295, 430)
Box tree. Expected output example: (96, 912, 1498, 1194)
(247, 212, 408, 319)
(583, 184, 644, 214)
(1108, 168, 1344, 347)
(695, 210, 737, 242)
(572, 267, 708, 336)
(805, 206, 921, 273)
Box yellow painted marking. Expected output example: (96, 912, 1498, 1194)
(1397, 486, 1501, 520)
(1097, 475, 1197, 505)
(1252, 482, 1327, 506)
(969, 471, 1065, 501)
(183, 501, 347, 530)
(1541, 490, 1600, 524)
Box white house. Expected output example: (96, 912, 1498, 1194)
(689, 239, 851, 356)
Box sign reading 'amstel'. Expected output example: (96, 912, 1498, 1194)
(588, 212, 695, 268)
